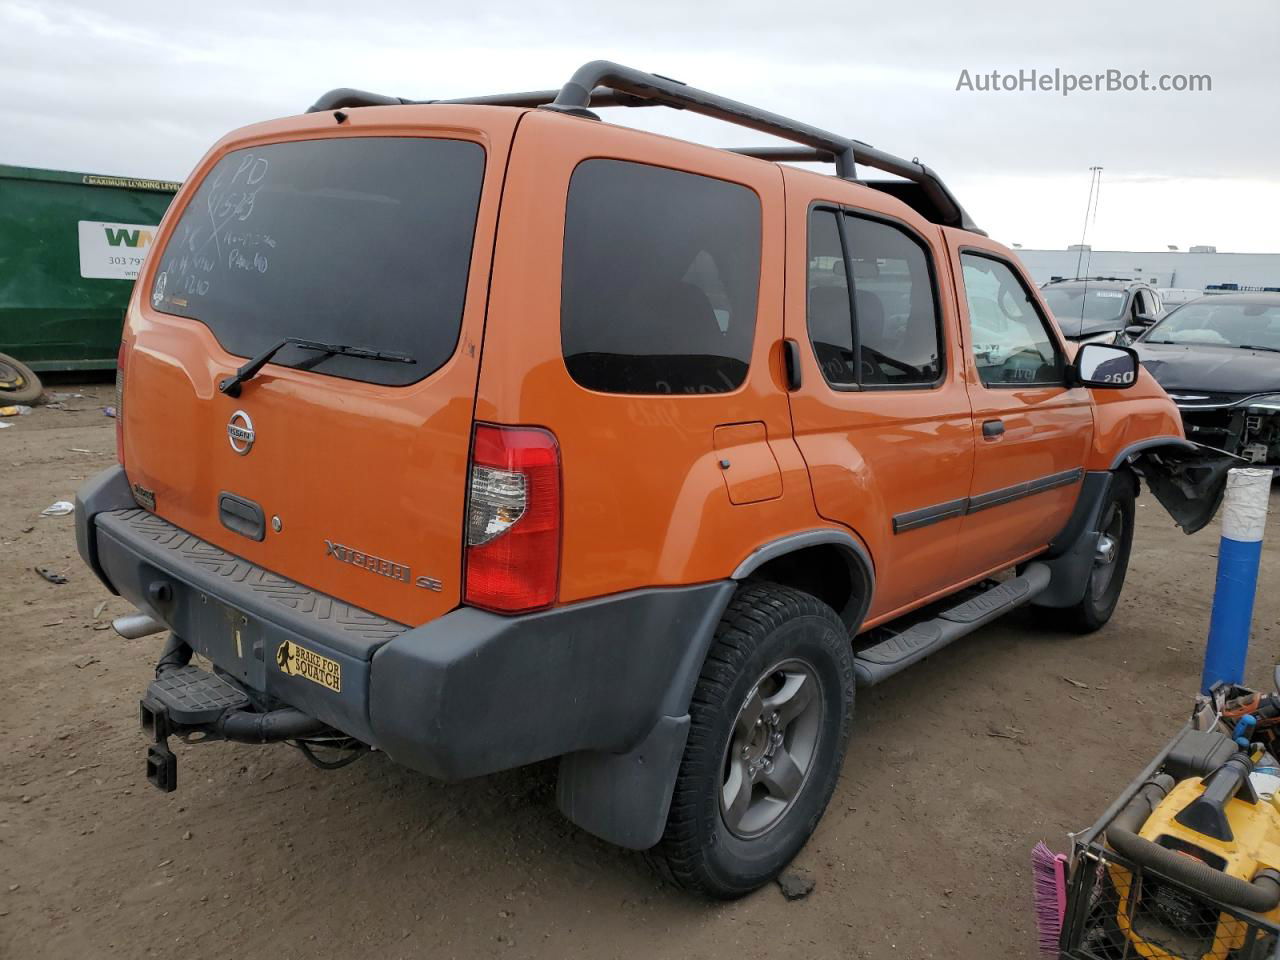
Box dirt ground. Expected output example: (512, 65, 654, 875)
(2, 386, 1277, 960)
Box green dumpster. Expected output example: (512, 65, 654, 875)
(0, 164, 179, 372)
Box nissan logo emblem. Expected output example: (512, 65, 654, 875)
(227, 410, 255, 455)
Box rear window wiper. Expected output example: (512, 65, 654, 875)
(1240, 344, 1280, 354)
(219, 337, 415, 397)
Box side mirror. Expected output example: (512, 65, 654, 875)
(1135, 311, 1157, 325)
(1125, 324, 1148, 339)
(1074, 343, 1139, 389)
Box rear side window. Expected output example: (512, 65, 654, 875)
(151, 137, 484, 386)
(561, 159, 761, 395)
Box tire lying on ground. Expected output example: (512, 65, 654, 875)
(0, 352, 43, 405)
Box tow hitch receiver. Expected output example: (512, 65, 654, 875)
(145, 743, 178, 792)
(138, 665, 252, 793)
(138, 654, 334, 791)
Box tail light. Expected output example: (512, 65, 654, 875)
(114, 340, 129, 466)
(464, 424, 561, 613)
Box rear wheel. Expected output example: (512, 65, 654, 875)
(0, 352, 42, 405)
(1063, 478, 1135, 633)
(651, 582, 855, 898)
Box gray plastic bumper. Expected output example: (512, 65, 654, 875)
(369, 582, 732, 780)
(75, 468, 733, 846)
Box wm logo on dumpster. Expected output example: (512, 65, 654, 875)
(104, 226, 155, 248)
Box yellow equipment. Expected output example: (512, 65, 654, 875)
(1105, 749, 1280, 960)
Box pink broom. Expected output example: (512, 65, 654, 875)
(1031, 841, 1069, 958)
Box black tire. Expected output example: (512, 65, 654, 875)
(0, 352, 43, 405)
(1062, 475, 1136, 633)
(650, 582, 855, 898)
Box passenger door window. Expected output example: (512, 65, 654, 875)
(806, 208, 943, 389)
(959, 253, 1064, 387)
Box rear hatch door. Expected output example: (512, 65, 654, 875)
(121, 107, 519, 627)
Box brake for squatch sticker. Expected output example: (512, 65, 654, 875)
(275, 640, 342, 693)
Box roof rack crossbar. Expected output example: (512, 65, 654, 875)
(308, 86, 662, 114)
(306, 61, 982, 233)
(440, 87, 662, 110)
(540, 61, 858, 179)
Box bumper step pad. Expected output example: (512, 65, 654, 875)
(145, 665, 250, 725)
(139, 665, 252, 793)
(853, 562, 1051, 686)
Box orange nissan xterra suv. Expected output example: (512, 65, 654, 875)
(76, 62, 1231, 897)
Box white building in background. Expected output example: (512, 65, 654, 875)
(1013, 246, 1280, 291)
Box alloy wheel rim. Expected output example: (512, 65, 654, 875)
(0, 359, 23, 391)
(719, 657, 825, 839)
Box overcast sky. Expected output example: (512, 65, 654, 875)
(4, 0, 1278, 252)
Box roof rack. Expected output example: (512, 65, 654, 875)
(308, 60, 983, 234)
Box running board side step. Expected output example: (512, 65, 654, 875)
(853, 562, 1051, 687)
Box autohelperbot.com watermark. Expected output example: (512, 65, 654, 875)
(955, 67, 1211, 96)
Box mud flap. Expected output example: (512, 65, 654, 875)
(1131, 446, 1238, 535)
(1035, 471, 1128, 609)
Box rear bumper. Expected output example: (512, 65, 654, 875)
(75, 467, 731, 782)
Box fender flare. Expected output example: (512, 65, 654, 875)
(731, 528, 876, 630)
(1125, 439, 1238, 535)
(1109, 435, 1196, 470)
(557, 529, 876, 851)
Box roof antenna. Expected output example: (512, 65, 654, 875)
(1073, 165, 1103, 327)
(1073, 165, 1103, 280)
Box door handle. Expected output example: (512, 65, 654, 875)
(782, 339, 802, 391)
(982, 419, 1005, 439)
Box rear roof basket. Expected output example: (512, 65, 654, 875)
(308, 59, 984, 235)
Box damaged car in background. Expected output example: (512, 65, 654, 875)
(1133, 293, 1280, 469)
(1041, 277, 1163, 346)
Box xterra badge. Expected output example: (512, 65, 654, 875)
(276, 640, 341, 692)
(323, 539, 443, 591)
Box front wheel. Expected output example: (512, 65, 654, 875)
(1063, 476, 1136, 633)
(651, 582, 855, 898)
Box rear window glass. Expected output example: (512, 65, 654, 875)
(561, 159, 762, 395)
(150, 137, 484, 386)
(1042, 285, 1128, 323)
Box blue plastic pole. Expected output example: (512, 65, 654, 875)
(1201, 467, 1272, 694)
